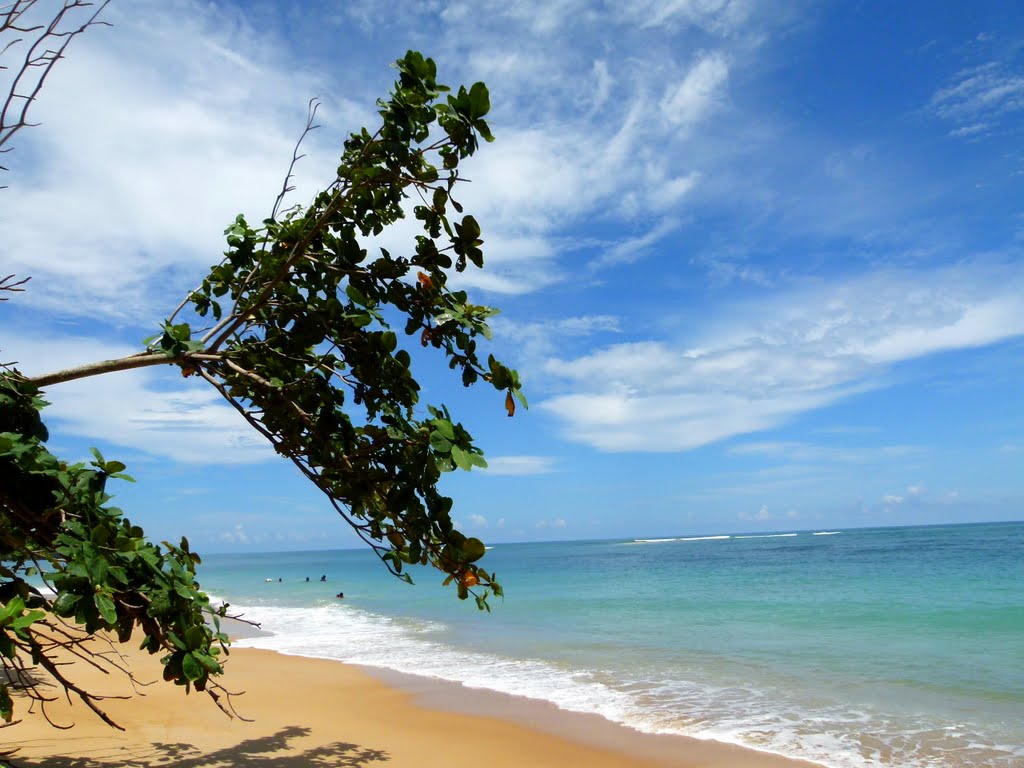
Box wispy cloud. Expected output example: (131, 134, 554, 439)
(484, 455, 558, 475)
(492, 314, 622, 371)
(2, 0, 364, 320)
(879, 483, 960, 508)
(728, 441, 925, 463)
(620, 0, 754, 35)
(929, 61, 1024, 138)
(5, 332, 273, 464)
(660, 51, 730, 131)
(220, 524, 250, 545)
(591, 217, 685, 270)
(540, 261, 1024, 452)
(738, 504, 800, 522)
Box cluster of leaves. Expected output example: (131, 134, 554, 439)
(1, 49, 520, 730)
(0, 375, 235, 728)
(136, 51, 524, 609)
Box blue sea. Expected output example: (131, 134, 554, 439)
(198, 522, 1024, 768)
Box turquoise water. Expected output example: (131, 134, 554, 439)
(199, 522, 1024, 768)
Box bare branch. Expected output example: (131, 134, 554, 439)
(27, 350, 224, 388)
(0, 273, 29, 299)
(271, 97, 320, 221)
(1, 0, 111, 186)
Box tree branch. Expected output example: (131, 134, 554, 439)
(27, 351, 223, 388)
(1, 0, 111, 186)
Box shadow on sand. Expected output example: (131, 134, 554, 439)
(3, 725, 389, 767)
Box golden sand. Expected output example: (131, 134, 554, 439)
(6, 639, 822, 768)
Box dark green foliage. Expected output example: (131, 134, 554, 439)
(158, 51, 522, 605)
(0, 377, 231, 727)
(1, 51, 522, 727)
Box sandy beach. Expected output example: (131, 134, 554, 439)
(5, 637, 823, 768)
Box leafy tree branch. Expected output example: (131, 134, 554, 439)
(1, 47, 524, 729)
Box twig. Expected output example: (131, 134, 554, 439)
(271, 98, 320, 221)
(1, 1, 111, 187)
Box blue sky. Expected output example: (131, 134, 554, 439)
(2, 0, 1023, 551)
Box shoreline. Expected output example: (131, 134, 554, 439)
(7, 640, 824, 768)
(358, 662, 826, 768)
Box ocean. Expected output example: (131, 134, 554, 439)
(198, 521, 1024, 768)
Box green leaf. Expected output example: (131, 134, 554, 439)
(474, 119, 495, 143)
(346, 284, 369, 307)
(181, 652, 204, 681)
(0, 596, 25, 622)
(167, 631, 188, 651)
(432, 188, 447, 211)
(429, 432, 452, 452)
(469, 82, 490, 117)
(192, 651, 223, 674)
(169, 322, 192, 341)
(0, 682, 12, 722)
(450, 445, 472, 471)
(185, 625, 206, 651)
(93, 593, 117, 625)
(462, 537, 486, 562)
(12, 609, 45, 631)
(52, 592, 81, 617)
(431, 419, 455, 440)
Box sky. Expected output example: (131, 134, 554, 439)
(2, 0, 1023, 552)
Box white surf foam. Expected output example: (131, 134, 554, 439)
(633, 538, 678, 543)
(678, 535, 731, 541)
(232, 601, 641, 726)
(226, 597, 1016, 768)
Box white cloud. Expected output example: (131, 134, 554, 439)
(220, 524, 250, 544)
(691, 252, 773, 287)
(467, 514, 488, 528)
(591, 217, 683, 269)
(1, 0, 363, 319)
(619, 0, 753, 35)
(5, 332, 274, 464)
(660, 52, 730, 130)
(929, 61, 1024, 137)
(484, 455, 558, 475)
(591, 60, 613, 111)
(729, 440, 925, 464)
(738, 504, 799, 522)
(536, 517, 567, 529)
(540, 261, 1024, 452)
(1, 0, 761, 314)
(492, 314, 621, 371)
(745, 504, 772, 521)
(881, 484, 930, 506)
